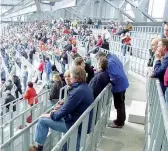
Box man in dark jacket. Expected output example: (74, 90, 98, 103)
(64, 39, 72, 51)
(102, 39, 110, 50)
(152, 38, 168, 94)
(29, 66, 94, 151)
(89, 58, 110, 99)
(60, 49, 68, 73)
(13, 75, 22, 98)
(4, 80, 13, 91)
(4, 90, 16, 112)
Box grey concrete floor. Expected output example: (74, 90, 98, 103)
(97, 73, 146, 151)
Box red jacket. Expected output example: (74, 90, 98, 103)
(96, 38, 103, 47)
(164, 67, 168, 86)
(38, 62, 45, 72)
(24, 87, 38, 105)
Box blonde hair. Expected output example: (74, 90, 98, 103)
(74, 57, 84, 66)
(52, 74, 61, 81)
(70, 66, 86, 82)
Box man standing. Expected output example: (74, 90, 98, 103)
(96, 51, 129, 128)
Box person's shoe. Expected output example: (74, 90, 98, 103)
(29, 145, 38, 151)
(107, 120, 123, 128)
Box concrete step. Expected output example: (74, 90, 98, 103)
(128, 101, 146, 125)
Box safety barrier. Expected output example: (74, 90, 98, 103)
(0, 85, 68, 145)
(0, 85, 68, 149)
(79, 24, 163, 34)
(0, 89, 50, 144)
(108, 41, 148, 77)
(145, 78, 168, 151)
(132, 26, 163, 33)
(0, 85, 47, 124)
(111, 35, 151, 50)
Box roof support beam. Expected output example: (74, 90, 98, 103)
(125, 0, 156, 22)
(0, 4, 16, 7)
(105, 0, 136, 22)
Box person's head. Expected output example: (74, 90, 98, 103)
(104, 26, 107, 30)
(23, 65, 27, 69)
(45, 57, 49, 62)
(157, 38, 168, 56)
(164, 23, 168, 38)
(151, 38, 159, 53)
(52, 74, 61, 82)
(74, 57, 85, 68)
(64, 70, 71, 85)
(28, 82, 33, 88)
(98, 35, 101, 39)
(95, 51, 106, 60)
(97, 57, 108, 71)
(70, 66, 86, 84)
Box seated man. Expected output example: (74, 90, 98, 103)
(29, 66, 94, 151)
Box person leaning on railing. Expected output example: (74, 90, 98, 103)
(95, 51, 129, 128)
(29, 66, 94, 151)
(151, 38, 168, 94)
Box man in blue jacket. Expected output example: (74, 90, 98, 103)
(45, 57, 52, 84)
(29, 66, 94, 151)
(96, 51, 129, 128)
(151, 38, 168, 94)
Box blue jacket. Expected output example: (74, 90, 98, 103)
(107, 54, 129, 92)
(154, 53, 168, 93)
(89, 70, 110, 99)
(45, 61, 52, 74)
(50, 82, 94, 130)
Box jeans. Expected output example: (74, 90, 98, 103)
(23, 77, 28, 92)
(61, 64, 65, 74)
(15, 87, 22, 98)
(122, 44, 127, 56)
(46, 73, 51, 84)
(35, 118, 68, 145)
(35, 118, 81, 151)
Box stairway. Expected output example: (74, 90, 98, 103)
(97, 73, 145, 151)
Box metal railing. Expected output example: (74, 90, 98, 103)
(52, 84, 112, 151)
(0, 85, 68, 145)
(145, 77, 168, 151)
(0, 85, 69, 150)
(0, 89, 49, 144)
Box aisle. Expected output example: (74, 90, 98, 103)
(97, 73, 145, 151)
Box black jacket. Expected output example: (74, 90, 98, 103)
(102, 41, 110, 50)
(4, 94, 16, 111)
(89, 71, 110, 99)
(49, 81, 64, 101)
(85, 63, 94, 84)
(13, 76, 22, 88)
(64, 44, 72, 52)
(60, 52, 68, 64)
